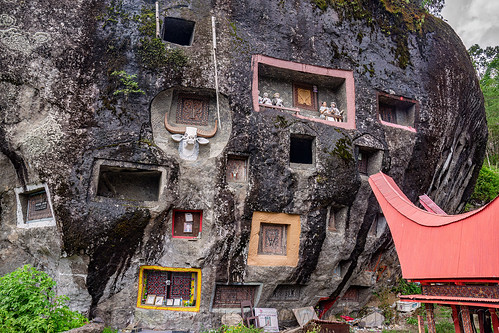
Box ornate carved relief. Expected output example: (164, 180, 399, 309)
(176, 94, 209, 126)
(212, 284, 258, 308)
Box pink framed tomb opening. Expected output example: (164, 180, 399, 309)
(252, 55, 356, 130)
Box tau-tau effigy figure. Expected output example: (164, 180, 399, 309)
(330, 102, 340, 116)
(272, 92, 284, 107)
(262, 92, 272, 105)
(319, 101, 329, 119)
(258, 90, 264, 104)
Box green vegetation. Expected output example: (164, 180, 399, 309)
(467, 166, 499, 208)
(467, 45, 499, 209)
(0, 265, 87, 333)
(434, 306, 454, 333)
(111, 70, 145, 97)
(97, 0, 130, 27)
(328, 137, 353, 164)
(392, 278, 422, 295)
(134, 7, 188, 70)
(103, 327, 118, 333)
(469, 45, 499, 166)
(405, 316, 418, 326)
(203, 324, 263, 333)
(374, 288, 395, 325)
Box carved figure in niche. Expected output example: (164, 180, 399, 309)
(165, 113, 217, 160)
(272, 93, 284, 107)
(329, 102, 344, 122)
(319, 101, 329, 119)
(171, 127, 209, 161)
(262, 93, 272, 105)
(330, 102, 340, 116)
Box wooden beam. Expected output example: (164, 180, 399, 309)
(452, 305, 462, 333)
(490, 308, 499, 333)
(461, 306, 473, 333)
(426, 303, 436, 333)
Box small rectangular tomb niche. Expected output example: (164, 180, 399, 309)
(172, 210, 202, 239)
(356, 147, 382, 176)
(270, 284, 302, 301)
(162, 17, 195, 46)
(14, 183, 56, 228)
(137, 266, 201, 312)
(377, 92, 418, 130)
(226, 155, 248, 183)
(290, 135, 315, 166)
(248, 212, 301, 267)
(96, 163, 162, 202)
(327, 206, 347, 232)
(340, 286, 370, 304)
(252, 55, 356, 129)
(369, 213, 387, 238)
(212, 284, 260, 309)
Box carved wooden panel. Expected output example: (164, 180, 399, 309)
(258, 223, 287, 255)
(176, 94, 209, 126)
(358, 152, 368, 175)
(169, 272, 192, 299)
(145, 270, 169, 298)
(422, 285, 499, 299)
(212, 285, 257, 308)
(379, 104, 397, 123)
(293, 83, 316, 110)
(173, 210, 202, 238)
(226, 156, 248, 183)
(27, 191, 52, 221)
(270, 285, 301, 301)
(342, 288, 359, 301)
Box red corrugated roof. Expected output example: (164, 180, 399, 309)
(368, 172, 499, 280)
(400, 295, 499, 308)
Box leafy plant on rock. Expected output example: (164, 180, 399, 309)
(111, 70, 145, 97)
(392, 278, 422, 295)
(0, 265, 87, 333)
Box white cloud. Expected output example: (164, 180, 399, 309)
(442, 0, 499, 48)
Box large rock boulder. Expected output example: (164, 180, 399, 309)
(0, 0, 486, 330)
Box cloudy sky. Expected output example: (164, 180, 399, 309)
(441, 0, 499, 48)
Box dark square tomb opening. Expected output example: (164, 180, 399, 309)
(162, 17, 195, 46)
(290, 135, 314, 165)
(356, 147, 382, 176)
(97, 165, 162, 202)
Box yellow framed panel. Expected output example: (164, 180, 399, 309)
(136, 265, 201, 312)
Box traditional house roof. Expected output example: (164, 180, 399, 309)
(368, 172, 499, 281)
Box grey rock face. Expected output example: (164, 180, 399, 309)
(0, 0, 486, 330)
